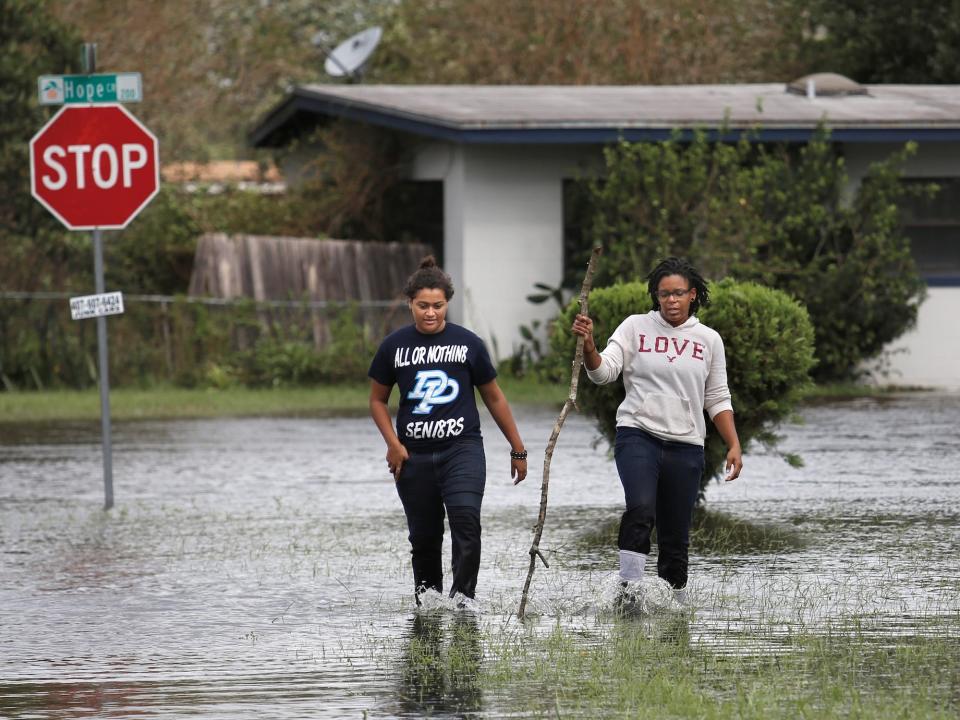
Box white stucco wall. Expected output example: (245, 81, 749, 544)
(412, 143, 593, 361)
(863, 287, 960, 389)
(844, 142, 960, 185)
(845, 143, 960, 389)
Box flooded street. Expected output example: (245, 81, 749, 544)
(2, 393, 959, 717)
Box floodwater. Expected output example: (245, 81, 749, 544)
(1, 393, 958, 717)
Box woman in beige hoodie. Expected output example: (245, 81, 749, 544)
(571, 257, 742, 605)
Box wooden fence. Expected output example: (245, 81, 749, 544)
(188, 234, 433, 347)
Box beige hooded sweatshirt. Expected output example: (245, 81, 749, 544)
(585, 309, 733, 446)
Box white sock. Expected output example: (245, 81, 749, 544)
(618, 550, 647, 582)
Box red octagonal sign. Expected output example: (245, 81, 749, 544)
(30, 103, 160, 230)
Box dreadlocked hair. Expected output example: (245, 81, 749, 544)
(646, 256, 709, 314)
(403, 255, 455, 300)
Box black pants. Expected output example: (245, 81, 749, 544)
(614, 426, 704, 589)
(395, 438, 485, 599)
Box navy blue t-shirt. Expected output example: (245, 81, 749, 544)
(368, 323, 497, 452)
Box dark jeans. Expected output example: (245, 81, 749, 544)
(614, 426, 704, 589)
(395, 437, 485, 599)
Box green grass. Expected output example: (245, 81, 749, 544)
(0, 385, 370, 422)
(0, 376, 565, 423)
(393, 606, 960, 719)
(0, 377, 926, 424)
(476, 620, 960, 718)
(800, 382, 934, 400)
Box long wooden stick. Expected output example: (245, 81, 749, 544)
(517, 246, 602, 619)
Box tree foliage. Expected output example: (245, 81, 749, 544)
(550, 280, 816, 495)
(375, 0, 802, 85)
(796, 0, 960, 84)
(579, 131, 928, 381)
(44, 0, 815, 162)
(39, 1, 957, 166)
(48, 0, 390, 160)
(0, 0, 89, 301)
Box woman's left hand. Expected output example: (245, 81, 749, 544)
(511, 457, 528, 485)
(724, 446, 743, 481)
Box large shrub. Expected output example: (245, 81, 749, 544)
(550, 279, 816, 495)
(579, 130, 928, 381)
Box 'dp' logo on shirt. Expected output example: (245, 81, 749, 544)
(408, 370, 460, 415)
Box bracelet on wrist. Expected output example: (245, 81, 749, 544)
(510, 449, 528, 461)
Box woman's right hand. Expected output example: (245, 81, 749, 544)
(386, 442, 409, 482)
(571, 314, 595, 350)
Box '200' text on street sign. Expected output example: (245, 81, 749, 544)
(29, 104, 160, 230)
(38, 73, 142, 105)
(70, 292, 125, 320)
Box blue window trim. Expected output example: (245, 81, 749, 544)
(924, 276, 960, 287)
(251, 92, 960, 147)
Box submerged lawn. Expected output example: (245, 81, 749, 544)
(0, 377, 567, 423)
(0, 379, 917, 424)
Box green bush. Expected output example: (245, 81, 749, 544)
(550, 279, 816, 494)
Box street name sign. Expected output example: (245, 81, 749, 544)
(38, 73, 142, 105)
(70, 292, 125, 320)
(29, 104, 160, 229)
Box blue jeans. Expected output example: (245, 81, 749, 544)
(395, 437, 485, 599)
(614, 426, 704, 589)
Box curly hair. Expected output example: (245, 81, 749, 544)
(646, 256, 709, 314)
(403, 255, 455, 300)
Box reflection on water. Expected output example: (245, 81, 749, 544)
(394, 613, 483, 718)
(1, 393, 959, 717)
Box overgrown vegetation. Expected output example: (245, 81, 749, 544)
(550, 280, 817, 490)
(0, 298, 380, 391)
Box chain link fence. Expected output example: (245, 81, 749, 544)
(0, 291, 409, 390)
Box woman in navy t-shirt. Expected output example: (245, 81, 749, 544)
(369, 256, 528, 607)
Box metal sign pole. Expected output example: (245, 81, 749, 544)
(93, 227, 114, 510)
(83, 43, 114, 510)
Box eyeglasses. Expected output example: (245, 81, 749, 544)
(656, 289, 692, 300)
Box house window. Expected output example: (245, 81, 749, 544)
(900, 178, 960, 286)
(384, 180, 444, 264)
(562, 179, 593, 289)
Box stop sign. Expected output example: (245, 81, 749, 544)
(30, 103, 160, 230)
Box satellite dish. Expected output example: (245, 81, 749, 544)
(314, 26, 382, 80)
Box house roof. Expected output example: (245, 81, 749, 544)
(162, 161, 282, 183)
(251, 83, 960, 147)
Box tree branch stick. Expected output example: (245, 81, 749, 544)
(517, 246, 601, 620)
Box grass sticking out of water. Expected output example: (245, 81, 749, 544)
(474, 617, 960, 718)
(577, 507, 806, 556)
(800, 383, 934, 400)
